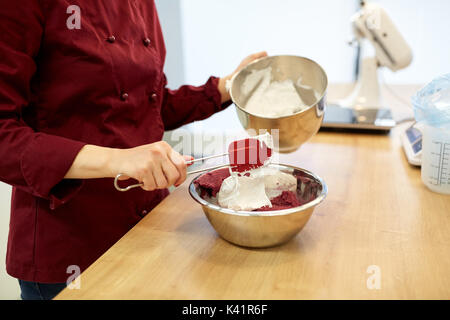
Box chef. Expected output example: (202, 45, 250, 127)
(0, 0, 267, 299)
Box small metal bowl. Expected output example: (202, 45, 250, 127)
(229, 55, 328, 153)
(189, 164, 327, 248)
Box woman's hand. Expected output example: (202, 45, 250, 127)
(65, 141, 192, 190)
(218, 51, 268, 103)
(111, 141, 191, 190)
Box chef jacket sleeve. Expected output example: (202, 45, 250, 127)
(0, 0, 87, 209)
(160, 75, 232, 130)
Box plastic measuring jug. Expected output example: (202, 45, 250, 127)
(421, 125, 450, 194)
(413, 74, 450, 194)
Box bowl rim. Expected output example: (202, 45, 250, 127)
(229, 54, 328, 120)
(188, 163, 328, 217)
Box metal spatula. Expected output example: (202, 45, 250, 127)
(114, 135, 272, 192)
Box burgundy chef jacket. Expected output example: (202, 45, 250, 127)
(0, 0, 230, 283)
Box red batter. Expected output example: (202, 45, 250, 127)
(255, 190, 301, 211)
(194, 167, 231, 197)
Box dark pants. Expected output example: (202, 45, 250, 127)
(18, 279, 66, 300)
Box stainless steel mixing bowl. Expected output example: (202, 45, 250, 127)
(229, 55, 328, 153)
(189, 164, 327, 248)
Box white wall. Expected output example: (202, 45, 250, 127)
(155, 0, 185, 89)
(0, 183, 20, 300)
(179, 0, 450, 86)
(180, 0, 357, 85)
(376, 0, 450, 84)
(179, 0, 358, 132)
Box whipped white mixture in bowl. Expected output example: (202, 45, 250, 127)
(217, 167, 298, 211)
(241, 66, 315, 118)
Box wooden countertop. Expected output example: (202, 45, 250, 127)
(56, 84, 450, 299)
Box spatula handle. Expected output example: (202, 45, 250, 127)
(114, 164, 229, 191)
(184, 153, 228, 164)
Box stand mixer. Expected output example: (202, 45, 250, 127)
(322, 1, 412, 130)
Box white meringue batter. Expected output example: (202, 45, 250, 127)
(217, 167, 297, 211)
(242, 67, 309, 118)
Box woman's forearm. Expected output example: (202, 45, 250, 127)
(64, 144, 117, 179)
(63, 141, 188, 191)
